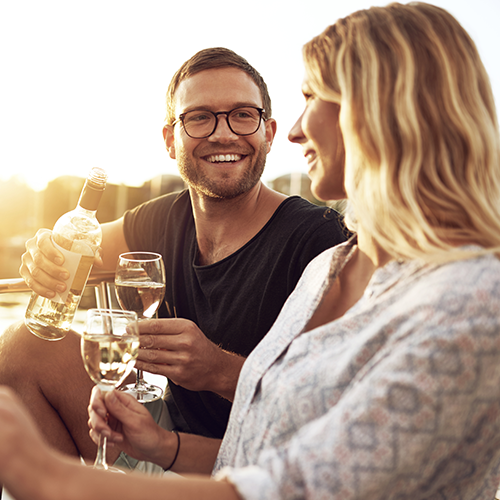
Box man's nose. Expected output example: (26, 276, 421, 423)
(208, 114, 239, 143)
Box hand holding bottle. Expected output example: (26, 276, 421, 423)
(24, 167, 107, 341)
(21, 228, 69, 299)
(20, 228, 104, 299)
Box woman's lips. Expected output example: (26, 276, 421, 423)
(305, 149, 316, 165)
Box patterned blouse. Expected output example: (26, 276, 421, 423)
(214, 239, 500, 499)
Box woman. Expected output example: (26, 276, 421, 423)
(1, 2, 500, 499)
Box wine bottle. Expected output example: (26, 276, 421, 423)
(25, 167, 107, 341)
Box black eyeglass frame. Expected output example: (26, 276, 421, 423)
(171, 106, 267, 139)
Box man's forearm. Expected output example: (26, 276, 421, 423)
(211, 351, 246, 402)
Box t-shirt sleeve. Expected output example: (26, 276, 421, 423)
(123, 191, 182, 252)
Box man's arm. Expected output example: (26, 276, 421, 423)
(19, 218, 129, 298)
(97, 217, 129, 271)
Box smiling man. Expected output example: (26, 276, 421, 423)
(2, 47, 347, 471)
(167, 68, 271, 201)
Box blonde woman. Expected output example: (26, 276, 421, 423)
(0, 2, 500, 499)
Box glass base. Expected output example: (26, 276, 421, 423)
(94, 465, 126, 474)
(119, 382, 163, 403)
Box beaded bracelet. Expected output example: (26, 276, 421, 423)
(164, 430, 180, 472)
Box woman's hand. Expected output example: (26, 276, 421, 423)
(88, 386, 172, 466)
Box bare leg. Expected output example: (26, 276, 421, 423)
(0, 321, 97, 460)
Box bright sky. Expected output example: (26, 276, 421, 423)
(1, 0, 499, 191)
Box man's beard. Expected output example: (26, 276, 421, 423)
(176, 142, 268, 200)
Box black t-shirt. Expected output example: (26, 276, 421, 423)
(123, 189, 347, 438)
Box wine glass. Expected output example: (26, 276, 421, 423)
(114, 251, 166, 402)
(81, 308, 140, 472)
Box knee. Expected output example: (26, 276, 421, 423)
(0, 319, 30, 353)
(0, 321, 83, 384)
(0, 321, 36, 379)
(0, 320, 66, 378)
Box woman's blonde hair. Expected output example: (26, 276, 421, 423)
(304, 2, 500, 262)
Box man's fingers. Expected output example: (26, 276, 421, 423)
(137, 318, 189, 336)
(36, 230, 65, 264)
(20, 229, 70, 297)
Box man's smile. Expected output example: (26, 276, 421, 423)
(202, 153, 246, 164)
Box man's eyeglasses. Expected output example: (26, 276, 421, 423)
(172, 106, 266, 139)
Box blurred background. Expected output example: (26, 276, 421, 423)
(1, 0, 499, 324)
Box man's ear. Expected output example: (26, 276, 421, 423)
(163, 126, 176, 159)
(265, 118, 277, 154)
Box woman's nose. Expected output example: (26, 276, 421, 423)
(288, 111, 306, 144)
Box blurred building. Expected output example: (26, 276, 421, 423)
(42, 174, 186, 227)
(0, 172, 343, 279)
(0, 174, 185, 278)
(268, 171, 324, 205)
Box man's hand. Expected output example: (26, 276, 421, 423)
(19, 228, 69, 298)
(136, 319, 245, 401)
(19, 228, 106, 298)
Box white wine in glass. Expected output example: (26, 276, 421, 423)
(115, 252, 166, 402)
(81, 308, 139, 472)
(114, 281, 165, 320)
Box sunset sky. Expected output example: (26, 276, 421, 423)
(1, 0, 499, 191)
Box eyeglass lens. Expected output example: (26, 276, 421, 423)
(182, 107, 262, 138)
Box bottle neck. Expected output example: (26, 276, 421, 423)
(78, 181, 104, 211)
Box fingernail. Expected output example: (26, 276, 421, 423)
(59, 272, 69, 280)
(55, 284, 66, 293)
(54, 257, 64, 265)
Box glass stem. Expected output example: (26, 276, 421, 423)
(134, 310, 157, 389)
(136, 369, 146, 386)
(94, 433, 109, 470)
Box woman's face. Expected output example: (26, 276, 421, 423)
(288, 81, 346, 201)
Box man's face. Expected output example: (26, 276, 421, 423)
(164, 67, 276, 200)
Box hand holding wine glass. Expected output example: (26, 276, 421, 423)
(115, 252, 166, 402)
(81, 308, 139, 472)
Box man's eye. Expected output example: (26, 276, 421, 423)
(186, 113, 211, 123)
(231, 109, 259, 120)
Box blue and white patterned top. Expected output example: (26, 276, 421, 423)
(214, 239, 500, 499)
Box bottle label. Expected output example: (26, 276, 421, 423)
(52, 238, 95, 304)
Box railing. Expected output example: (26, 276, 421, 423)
(0, 271, 116, 308)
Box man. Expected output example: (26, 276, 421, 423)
(0, 48, 347, 467)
